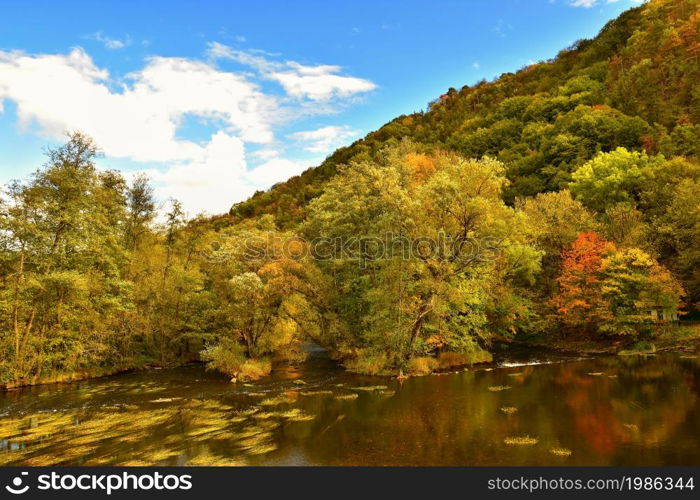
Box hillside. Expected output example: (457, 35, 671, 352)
(3, 0, 700, 388)
(230, 0, 700, 226)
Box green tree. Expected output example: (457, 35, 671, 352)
(599, 248, 684, 333)
(0, 132, 134, 383)
(570, 148, 700, 214)
(519, 190, 597, 293)
(304, 144, 541, 373)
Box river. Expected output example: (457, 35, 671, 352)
(1, 348, 698, 466)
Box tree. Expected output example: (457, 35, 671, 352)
(653, 179, 700, 310)
(303, 144, 541, 372)
(199, 223, 319, 379)
(599, 248, 684, 335)
(570, 148, 662, 213)
(552, 232, 683, 336)
(570, 148, 700, 215)
(519, 190, 597, 293)
(0, 132, 134, 383)
(551, 232, 615, 333)
(124, 173, 156, 251)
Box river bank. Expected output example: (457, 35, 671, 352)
(4, 324, 700, 391)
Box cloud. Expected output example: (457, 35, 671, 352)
(271, 62, 376, 101)
(289, 125, 360, 154)
(250, 148, 282, 161)
(569, 0, 597, 6)
(491, 19, 512, 38)
(567, 0, 644, 8)
(244, 156, 307, 187)
(0, 47, 371, 215)
(144, 131, 248, 213)
(87, 32, 132, 49)
(206, 41, 238, 60)
(207, 42, 377, 101)
(0, 48, 275, 160)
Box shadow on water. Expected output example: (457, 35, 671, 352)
(0, 347, 698, 466)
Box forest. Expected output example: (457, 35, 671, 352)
(1, 0, 699, 387)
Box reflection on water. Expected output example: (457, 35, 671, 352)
(1, 351, 699, 466)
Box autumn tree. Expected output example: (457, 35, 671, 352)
(570, 148, 700, 215)
(551, 232, 615, 333)
(519, 190, 597, 294)
(552, 232, 683, 336)
(304, 143, 541, 373)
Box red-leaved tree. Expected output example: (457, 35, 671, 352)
(551, 232, 615, 333)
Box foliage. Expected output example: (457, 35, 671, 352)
(551, 232, 684, 336)
(0, 133, 135, 383)
(406, 357, 439, 376)
(302, 144, 541, 371)
(551, 232, 616, 332)
(200, 338, 247, 377)
(200, 338, 272, 381)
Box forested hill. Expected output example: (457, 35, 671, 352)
(230, 0, 700, 226)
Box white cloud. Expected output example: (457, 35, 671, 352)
(289, 125, 360, 154)
(0, 47, 373, 215)
(207, 43, 377, 101)
(567, 0, 644, 9)
(0, 48, 275, 161)
(206, 41, 238, 60)
(145, 131, 247, 214)
(271, 62, 376, 101)
(250, 148, 282, 161)
(492, 19, 512, 38)
(244, 156, 307, 187)
(87, 32, 132, 49)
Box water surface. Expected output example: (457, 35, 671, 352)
(1, 350, 698, 466)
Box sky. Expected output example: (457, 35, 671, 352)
(0, 0, 644, 216)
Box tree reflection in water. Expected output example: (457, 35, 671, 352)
(0, 353, 698, 466)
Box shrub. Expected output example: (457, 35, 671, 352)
(200, 338, 246, 376)
(437, 349, 492, 369)
(238, 358, 272, 381)
(273, 343, 308, 365)
(200, 339, 272, 381)
(406, 356, 439, 376)
(617, 340, 656, 356)
(344, 352, 390, 376)
(437, 352, 470, 369)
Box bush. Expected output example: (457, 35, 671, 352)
(273, 343, 308, 365)
(438, 346, 493, 369)
(200, 339, 272, 381)
(237, 358, 272, 381)
(617, 340, 656, 356)
(344, 352, 390, 376)
(406, 357, 439, 376)
(200, 338, 246, 376)
(655, 325, 700, 343)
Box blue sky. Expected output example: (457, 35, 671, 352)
(0, 0, 643, 214)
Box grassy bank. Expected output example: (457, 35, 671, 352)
(517, 324, 700, 357)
